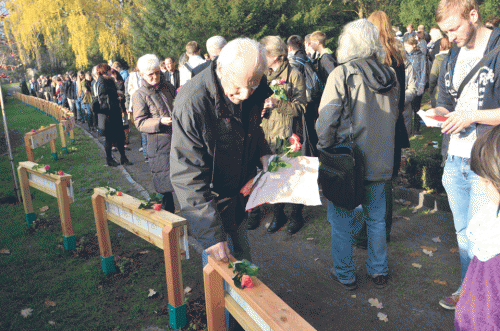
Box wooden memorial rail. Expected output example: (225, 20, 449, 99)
(204, 255, 316, 331)
(14, 92, 76, 151)
(91, 187, 189, 330)
(17, 161, 76, 250)
(24, 124, 59, 161)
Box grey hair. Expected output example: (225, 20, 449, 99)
(429, 28, 443, 42)
(260, 36, 288, 62)
(137, 54, 160, 73)
(337, 19, 386, 64)
(217, 38, 267, 76)
(206, 36, 227, 56)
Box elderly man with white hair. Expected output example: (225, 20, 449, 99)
(170, 38, 273, 264)
(188, 36, 228, 78)
(132, 54, 177, 212)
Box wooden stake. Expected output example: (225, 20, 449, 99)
(92, 192, 112, 258)
(162, 226, 184, 308)
(55, 179, 73, 237)
(204, 264, 226, 331)
(24, 134, 34, 162)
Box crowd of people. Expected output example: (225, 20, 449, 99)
(20, 0, 500, 328)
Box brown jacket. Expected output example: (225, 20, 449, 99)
(261, 60, 307, 152)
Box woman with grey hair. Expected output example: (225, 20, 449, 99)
(132, 54, 177, 212)
(246, 35, 307, 235)
(316, 19, 400, 290)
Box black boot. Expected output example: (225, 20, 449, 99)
(267, 203, 287, 234)
(120, 156, 133, 166)
(287, 204, 305, 234)
(247, 208, 262, 230)
(107, 158, 119, 167)
(161, 192, 175, 213)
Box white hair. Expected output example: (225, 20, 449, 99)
(337, 19, 386, 64)
(217, 38, 267, 76)
(206, 36, 227, 56)
(137, 54, 160, 73)
(429, 28, 443, 43)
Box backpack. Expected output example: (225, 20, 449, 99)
(290, 56, 324, 103)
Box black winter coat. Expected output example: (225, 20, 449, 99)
(96, 76, 124, 140)
(170, 61, 273, 249)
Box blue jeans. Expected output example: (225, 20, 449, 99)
(75, 99, 84, 121)
(328, 180, 389, 284)
(82, 103, 91, 116)
(141, 133, 148, 160)
(442, 155, 490, 293)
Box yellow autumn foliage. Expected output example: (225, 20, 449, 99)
(5, 0, 134, 69)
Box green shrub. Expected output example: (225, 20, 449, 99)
(401, 148, 445, 193)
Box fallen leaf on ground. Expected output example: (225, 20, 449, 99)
(139, 250, 150, 254)
(450, 248, 459, 253)
(0, 248, 10, 255)
(314, 258, 319, 261)
(377, 312, 389, 322)
(20, 308, 33, 318)
(402, 201, 412, 206)
(307, 238, 314, 241)
(368, 298, 383, 309)
(403, 217, 410, 221)
(409, 252, 422, 257)
(184, 287, 192, 294)
(412, 263, 422, 269)
(39, 206, 49, 212)
(434, 279, 447, 285)
(423, 249, 434, 257)
(421, 246, 437, 252)
(48, 321, 55, 325)
(432, 237, 441, 243)
(265, 222, 270, 229)
(44, 299, 56, 307)
(351, 295, 356, 298)
(148, 289, 157, 297)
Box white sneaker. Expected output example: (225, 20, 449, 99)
(138, 147, 143, 152)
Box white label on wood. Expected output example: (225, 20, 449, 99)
(182, 225, 189, 259)
(30, 125, 58, 149)
(148, 222, 163, 238)
(106, 202, 120, 217)
(28, 172, 56, 194)
(133, 214, 149, 231)
(225, 284, 272, 331)
(67, 179, 74, 200)
(121, 209, 134, 224)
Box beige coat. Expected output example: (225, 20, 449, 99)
(261, 61, 307, 152)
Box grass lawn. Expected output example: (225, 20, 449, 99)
(0, 90, 206, 331)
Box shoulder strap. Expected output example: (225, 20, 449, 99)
(456, 44, 500, 99)
(184, 63, 193, 73)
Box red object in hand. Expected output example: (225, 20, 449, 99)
(58, 170, 64, 176)
(429, 115, 448, 122)
(240, 178, 254, 197)
(290, 133, 302, 152)
(241, 275, 254, 288)
(116, 191, 122, 196)
(153, 203, 161, 211)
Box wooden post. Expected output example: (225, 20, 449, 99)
(24, 134, 34, 162)
(55, 178, 75, 250)
(59, 122, 68, 154)
(17, 166, 36, 226)
(70, 129, 75, 145)
(92, 192, 115, 274)
(204, 264, 226, 331)
(163, 226, 186, 330)
(50, 139, 58, 161)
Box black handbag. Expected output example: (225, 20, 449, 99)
(318, 141, 365, 211)
(317, 89, 365, 211)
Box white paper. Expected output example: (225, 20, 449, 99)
(417, 109, 446, 127)
(245, 156, 322, 211)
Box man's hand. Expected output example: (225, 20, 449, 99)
(441, 111, 475, 135)
(206, 241, 231, 262)
(160, 117, 172, 125)
(260, 154, 273, 172)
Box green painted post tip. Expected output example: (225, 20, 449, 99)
(100, 256, 116, 275)
(51, 152, 58, 161)
(63, 235, 76, 250)
(62, 147, 68, 154)
(70, 139, 75, 145)
(168, 304, 187, 330)
(25, 213, 36, 226)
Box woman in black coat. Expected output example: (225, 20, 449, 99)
(95, 63, 132, 167)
